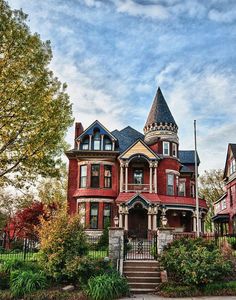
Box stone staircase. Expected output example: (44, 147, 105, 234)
(123, 260, 161, 294)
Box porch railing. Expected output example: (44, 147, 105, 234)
(123, 183, 154, 192)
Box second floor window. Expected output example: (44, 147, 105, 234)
(134, 169, 143, 184)
(230, 187, 233, 207)
(167, 173, 174, 195)
(163, 142, 170, 156)
(80, 165, 87, 188)
(81, 137, 89, 150)
(104, 165, 112, 188)
(178, 181, 186, 196)
(91, 164, 100, 188)
(191, 182, 195, 197)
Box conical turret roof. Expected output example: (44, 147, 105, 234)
(145, 87, 177, 128)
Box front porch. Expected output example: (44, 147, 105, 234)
(117, 194, 206, 236)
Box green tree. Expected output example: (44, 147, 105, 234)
(0, 0, 73, 188)
(199, 169, 225, 232)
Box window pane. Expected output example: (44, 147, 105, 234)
(167, 174, 174, 195)
(178, 181, 185, 196)
(104, 139, 112, 150)
(80, 165, 87, 188)
(104, 165, 112, 188)
(91, 165, 100, 188)
(134, 169, 143, 184)
(163, 142, 169, 155)
(90, 203, 98, 229)
(94, 140, 100, 150)
(81, 165, 87, 176)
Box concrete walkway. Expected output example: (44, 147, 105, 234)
(118, 295, 236, 300)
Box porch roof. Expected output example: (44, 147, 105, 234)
(116, 192, 207, 209)
(212, 213, 230, 222)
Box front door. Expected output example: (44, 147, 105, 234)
(128, 204, 148, 238)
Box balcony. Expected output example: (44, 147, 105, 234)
(123, 184, 154, 193)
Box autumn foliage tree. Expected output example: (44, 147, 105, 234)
(199, 169, 225, 232)
(0, 0, 73, 188)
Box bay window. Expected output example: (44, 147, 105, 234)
(91, 164, 100, 188)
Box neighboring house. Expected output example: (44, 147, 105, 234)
(66, 87, 207, 238)
(213, 144, 236, 235)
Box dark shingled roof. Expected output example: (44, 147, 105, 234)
(112, 126, 144, 153)
(180, 165, 193, 173)
(145, 87, 177, 128)
(179, 150, 200, 165)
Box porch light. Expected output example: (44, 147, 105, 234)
(172, 211, 178, 217)
(114, 216, 119, 227)
(182, 211, 186, 217)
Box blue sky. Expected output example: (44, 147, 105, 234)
(8, 0, 236, 173)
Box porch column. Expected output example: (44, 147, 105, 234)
(125, 163, 128, 193)
(112, 140, 115, 151)
(120, 163, 124, 192)
(149, 163, 153, 193)
(119, 213, 123, 228)
(101, 134, 104, 150)
(89, 135, 92, 150)
(154, 164, 157, 193)
(148, 206, 152, 230)
(153, 205, 158, 230)
(124, 213, 128, 231)
(76, 139, 81, 150)
(192, 211, 197, 232)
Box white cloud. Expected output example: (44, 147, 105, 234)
(208, 7, 236, 23)
(114, 0, 170, 20)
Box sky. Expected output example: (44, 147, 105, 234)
(8, 0, 236, 174)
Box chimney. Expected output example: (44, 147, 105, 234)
(74, 122, 84, 148)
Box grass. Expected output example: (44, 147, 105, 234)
(87, 250, 108, 259)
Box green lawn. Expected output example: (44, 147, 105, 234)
(87, 250, 108, 259)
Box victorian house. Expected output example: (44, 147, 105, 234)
(66, 87, 207, 238)
(213, 144, 236, 235)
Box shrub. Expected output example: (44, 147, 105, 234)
(227, 237, 236, 250)
(10, 270, 48, 297)
(161, 237, 232, 286)
(38, 212, 88, 282)
(86, 272, 129, 300)
(96, 220, 109, 250)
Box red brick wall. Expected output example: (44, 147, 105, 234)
(67, 159, 78, 214)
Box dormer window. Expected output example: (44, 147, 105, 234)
(81, 137, 89, 150)
(172, 143, 177, 157)
(93, 130, 100, 150)
(230, 159, 236, 175)
(104, 138, 112, 151)
(163, 142, 170, 156)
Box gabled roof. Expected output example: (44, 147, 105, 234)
(223, 143, 236, 178)
(119, 138, 160, 160)
(179, 150, 200, 165)
(145, 87, 177, 128)
(111, 126, 144, 153)
(77, 120, 117, 141)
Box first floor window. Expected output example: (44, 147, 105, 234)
(178, 181, 186, 196)
(103, 203, 111, 228)
(104, 165, 112, 188)
(91, 164, 100, 188)
(167, 173, 174, 195)
(90, 203, 98, 229)
(79, 203, 86, 227)
(163, 142, 170, 156)
(80, 165, 87, 188)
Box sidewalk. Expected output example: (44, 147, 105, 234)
(118, 295, 236, 300)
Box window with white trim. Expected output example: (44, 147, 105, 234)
(172, 143, 177, 157)
(81, 137, 89, 150)
(178, 181, 186, 196)
(222, 199, 227, 210)
(80, 165, 87, 188)
(93, 130, 100, 150)
(230, 159, 236, 175)
(167, 173, 174, 195)
(163, 142, 170, 156)
(90, 203, 99, 229)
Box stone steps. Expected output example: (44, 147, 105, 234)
(123, 260, 161, 294)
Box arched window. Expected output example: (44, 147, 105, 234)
(104, 137, 112, 151)
(81, 136, 89, 150)
(93, 130, 100, 150)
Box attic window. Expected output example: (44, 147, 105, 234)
(93, 130, 100, 150)
(104, 138, 112, 150)
(81, 137, 89, 150)
(230, 159, 236, 175)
